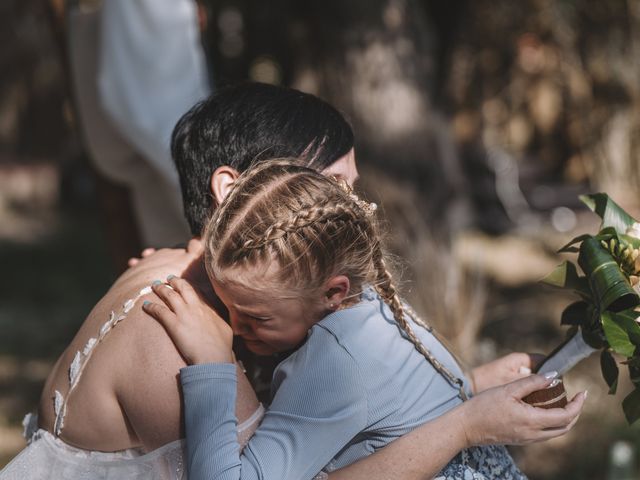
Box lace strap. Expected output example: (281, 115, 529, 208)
(53, 286, 153, 437)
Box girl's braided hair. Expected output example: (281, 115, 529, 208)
(203, 159, 464, 391)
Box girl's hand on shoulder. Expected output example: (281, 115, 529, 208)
(459, 373, 586, 447)
(143, 275, 234, 365)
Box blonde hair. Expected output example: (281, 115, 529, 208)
(204, 159, 465, 393)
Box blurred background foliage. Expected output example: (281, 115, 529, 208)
(1, 0, 640, 477)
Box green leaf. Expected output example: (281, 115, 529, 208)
(601, 311, 640, 357)
(594, 227, 620, 240)
(578, 237, 640, 312)
(630, 362, 640, 388)
(622, 387, 640, 425)
(558, 234, 591, 253)
(600, 350, 619, 394)
(582, 327, 608, 349)
(625, 357, 640, 368)
(561, 301, 589, 326)
(580, 193, 637, 234)
(611, 310, 640, 345)
(541, 261, 590, 298)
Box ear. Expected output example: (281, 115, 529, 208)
(210, 166, 240, 205)
(323, 275, 351, 311)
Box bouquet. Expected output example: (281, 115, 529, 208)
(540, 193, 640, 424)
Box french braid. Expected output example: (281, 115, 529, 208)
(242, 203, 370, 251)
(372, 248, 469, 400)
(203, 159, 467, 400)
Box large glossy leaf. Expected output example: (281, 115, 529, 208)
(541, 261, 590, 298)
(622, 387, 640, 425)
(580, 193, 637, 234)
(600, 350, 619, 394)
(612, 310, 640, 345)
(578, 237, 639, 312)
(601, 311, 640, 357)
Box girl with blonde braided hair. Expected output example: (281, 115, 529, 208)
(144, 159, 577, 480)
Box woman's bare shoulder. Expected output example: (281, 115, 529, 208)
(108, 300, 186, 449)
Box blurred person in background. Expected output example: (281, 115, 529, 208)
(64, 0, 209, 268)
(0, 83, 584, 480)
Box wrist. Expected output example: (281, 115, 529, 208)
(468, 367, 480, 395)
(192, 348, 234, 365)
(449, 401, 475, 449)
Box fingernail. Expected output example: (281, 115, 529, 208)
(143, 300, 151, 306)
(543, 371, 558, 380)
(152, 280, 162, 286)
(167, 274, 176, 281)
(583, 390, 588, 400)
(518, 366, 532, 375)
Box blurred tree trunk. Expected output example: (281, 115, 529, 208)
(283, 0, 479, 346)
(289, 0, 473, 233)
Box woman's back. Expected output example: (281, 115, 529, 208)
(38, 252, 193, 451)
(0, 244, 264, 480)
(37, 242, 259, 452)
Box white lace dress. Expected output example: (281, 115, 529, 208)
(0, 286, 264, 480)
(1, 408, 263, 480)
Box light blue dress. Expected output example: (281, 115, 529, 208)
(181, 289, 527, 479)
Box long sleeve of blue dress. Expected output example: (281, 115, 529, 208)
(181, 294, 472, 480)
(181, 324, 369, 480)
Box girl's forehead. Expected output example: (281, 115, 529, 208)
(215, 280, 267, 306)
(219, 259, 280, 286)
(212, 276, 304, 314)
(214, 262, 283, 299)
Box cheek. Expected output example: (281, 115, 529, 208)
(257, 324, 308, 349)
(281, 323, 313, 347)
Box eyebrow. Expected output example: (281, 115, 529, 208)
(234, 304, 270, 317)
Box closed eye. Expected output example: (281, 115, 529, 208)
(247, 314, 271, 322)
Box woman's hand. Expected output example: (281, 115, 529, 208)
(128, 238, 205, 269)
(142, 275, 234, 365)
(459, 373, 586, 447)
(470, 352, 545, 393)
(128, 247, 157, 267)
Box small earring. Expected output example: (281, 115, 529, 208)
(329, 303, 336, 309)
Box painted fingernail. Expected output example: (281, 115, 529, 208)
(152, 280, 162, 286)
(543, 371, 558, 380)
(518, 366, 532, 375)
(143, 300, 151, 306)
(167, 274, 176, 281)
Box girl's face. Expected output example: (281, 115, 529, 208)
(212, 272, 327, 356)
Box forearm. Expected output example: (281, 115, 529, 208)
(327, 404, 469, 480)
(181, 363, 242, 480)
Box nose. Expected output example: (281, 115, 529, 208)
(229, 313, 249, 336)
